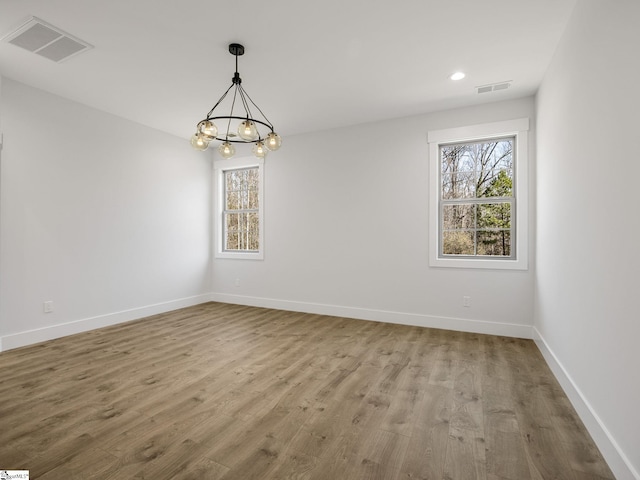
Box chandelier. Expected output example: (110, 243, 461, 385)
(190, 43, 282, 159)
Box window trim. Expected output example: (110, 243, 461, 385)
(214, 156, 264, 260)
(428, 118, 529, 270)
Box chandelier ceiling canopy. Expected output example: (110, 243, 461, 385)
(191, 43, 281, 159)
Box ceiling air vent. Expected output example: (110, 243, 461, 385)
(2, 17, 93, 62)
(476, 81, 512, 94)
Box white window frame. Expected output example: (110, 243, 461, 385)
(214, 156, 264, 260)
(428, 118, 529, 270)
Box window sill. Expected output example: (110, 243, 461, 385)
(429, 255, 527, 270)
(215, 251, 264, 260)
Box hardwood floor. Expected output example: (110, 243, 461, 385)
(0, 302, 614, 479)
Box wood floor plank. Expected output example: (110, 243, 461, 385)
(172, 457, 230, 480)
(353, 428, 410, 480)
(483, 376, 531, 480)
(444, 356, 487, 480)
(0, 302, 615, 480)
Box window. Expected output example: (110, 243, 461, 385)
(214, 157, 264, 259)
(428, 118, 529, 269)
(441, 138, 514, 257)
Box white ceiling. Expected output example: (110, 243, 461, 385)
(0, 0, 576, 141)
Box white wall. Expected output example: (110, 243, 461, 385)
(0, 78, 212, 350)
(212, 97, 536, 338)
(535, 1, 640, 478)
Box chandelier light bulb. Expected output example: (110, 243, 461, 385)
(218, 141, 236, 159)
(252, 141, 267, 158)
(197, 120, 218, 141)
(190, 133, 209, 151)
(265, 132, 282, 151)
(238, 120, 258, 141)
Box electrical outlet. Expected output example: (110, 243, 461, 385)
(43, 301, 54, 313)
(235, 278, 241, 287)
(463, 296, 471, 308)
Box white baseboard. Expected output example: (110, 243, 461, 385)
(0, 293, 531, 351)
(209, 292, 533, 339)
(533, 327, 639, 480)
(0, 294, 213, 352)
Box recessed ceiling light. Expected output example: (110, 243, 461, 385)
(450, 72, 466, 81)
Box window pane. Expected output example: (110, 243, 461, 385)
(240, 189, 249, 209)
(490, 141, 513, 174)
(248, 230, 258, 250)
(226, 230, 239, 250)
(227, 170, 241, 191)
(478, 168, 513, 198)
(477, 202, 511, 229)
(477, 230, 511, 256)
(248, 211, 259, 229)
(225, 171, 235, 191)
(442, 171, 476, 199)
(226, 212, 241, 232)
(248, 212, 259, 251)
(441, 145, 475, 174)
(226, 191, 240, 210)
(238, 226, 248, 250)
(238, 169, 248, 188)
(443, 204, 475, 230)
(247, 167, 259, 186)
(248, 187, 259, 209)
(474, 140, 513, 197)
(443, 231, 475, 255)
